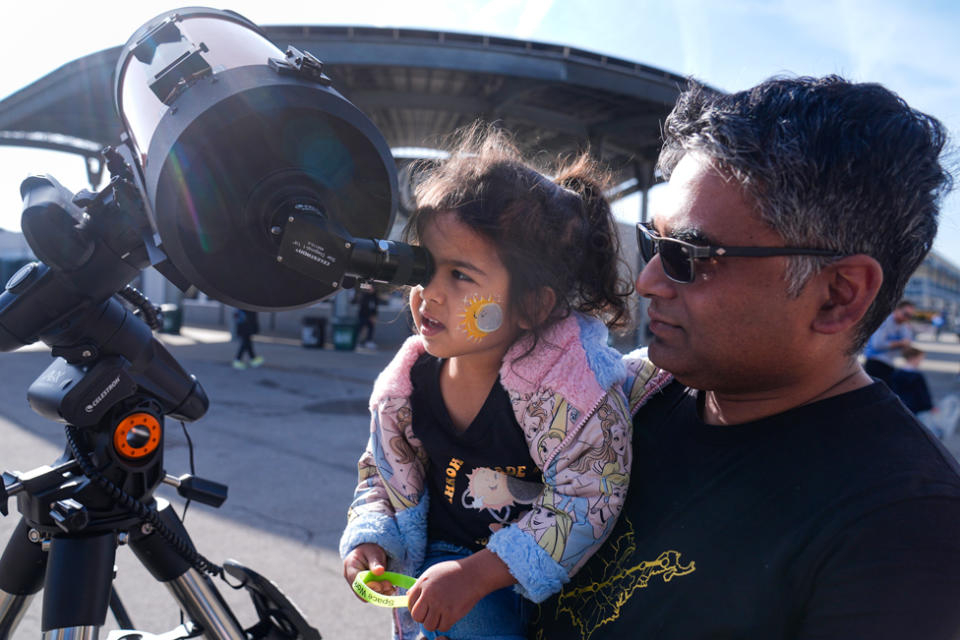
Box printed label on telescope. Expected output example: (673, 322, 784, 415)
(86, 375, 122, 413)
(277, 214, 349, 283)
(291, 239, 337, 267)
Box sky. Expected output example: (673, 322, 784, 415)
(1, 0, 959, 263)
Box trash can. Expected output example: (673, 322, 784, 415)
(301, 316, 327, 348)
(332, 318, 358, 351)
(160, 303, 182, 335)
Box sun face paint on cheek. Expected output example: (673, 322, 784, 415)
(459, 294, 504, 341)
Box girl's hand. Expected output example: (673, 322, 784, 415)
(407, 559, 484, 632)
(342, 543, 394, 599)
(407, 549, 517, 633)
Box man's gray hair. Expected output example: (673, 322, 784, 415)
(658, 75, 952, 351)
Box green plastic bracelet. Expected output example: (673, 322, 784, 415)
(352, 570, 417, 608)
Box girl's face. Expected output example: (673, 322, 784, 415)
(410, 211, 523, 364)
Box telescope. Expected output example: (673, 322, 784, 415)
(0, 7, 432, 639)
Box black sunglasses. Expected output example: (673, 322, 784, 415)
(636, 222, 843, 284)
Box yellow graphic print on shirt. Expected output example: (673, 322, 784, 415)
(461, 466, 541, 538)
(534, 518, 695, 640)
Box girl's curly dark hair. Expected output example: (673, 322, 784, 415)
(404, 122, 633, 351)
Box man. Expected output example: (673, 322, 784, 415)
(888, 346, 934, 416)
(232, 308, 263, 369)
(534, 76, 960, 639)
(932, 311, 945, 340)
(352, 285, 381, 349)
(863, 299, 916, 383)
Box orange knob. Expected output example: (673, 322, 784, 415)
(113, 412, 162, 459)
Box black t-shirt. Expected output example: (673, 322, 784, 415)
(533, 381, 960, 639)
(410, 353, 542, 551)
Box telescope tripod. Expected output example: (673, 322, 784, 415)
(0, 299, 320, 640)
(0, 405, 319, 640)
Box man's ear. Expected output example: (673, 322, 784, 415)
(519, 287, 557, 330)
(811, 254, 883, 335)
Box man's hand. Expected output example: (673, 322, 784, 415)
(407, 549, 516, 633)
(342, 543, 393, 599)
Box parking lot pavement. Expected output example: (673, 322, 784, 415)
(3, 326, 959, 638)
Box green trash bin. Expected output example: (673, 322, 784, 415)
(160, 303, 182, 335)
(332, 318, 358, 351)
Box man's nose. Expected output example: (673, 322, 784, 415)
(635, 255, 676, 299)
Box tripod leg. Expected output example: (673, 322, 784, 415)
(164, 569, 245, 640)
(0, 519, 47, 639)
(41, 531, 116, 636)
(108, 587, 134, 631)
(129, 500, 244, 640)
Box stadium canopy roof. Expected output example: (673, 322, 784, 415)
(0, 25, 688, 202)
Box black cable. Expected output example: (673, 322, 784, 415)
(116, 285, 162, 331)
(171, 420, 247, 591)
(109, 586, 135, 630)
(179, 420, 195, 522)
(176, 421, 197, 629)
(64, 424, 223, 578)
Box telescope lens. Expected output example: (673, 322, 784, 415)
(115, 8, 398, 310)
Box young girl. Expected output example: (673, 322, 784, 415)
(340, 124, 670, 639)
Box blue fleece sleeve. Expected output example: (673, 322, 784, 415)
(487, 523, 570, 602)
(339, 510, 405, 563)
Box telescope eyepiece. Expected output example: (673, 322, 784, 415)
(345, 239, 433, 288)
(407, 245, 434, 287)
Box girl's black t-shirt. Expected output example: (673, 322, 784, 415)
(410, 353, 542, 551)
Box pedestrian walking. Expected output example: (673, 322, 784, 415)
(232, 308, 263, 369)
(353, 286, 381, 349)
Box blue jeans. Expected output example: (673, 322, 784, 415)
(417, 540, 530, 640)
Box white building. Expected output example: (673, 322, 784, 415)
(903, 250, 960, 322)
